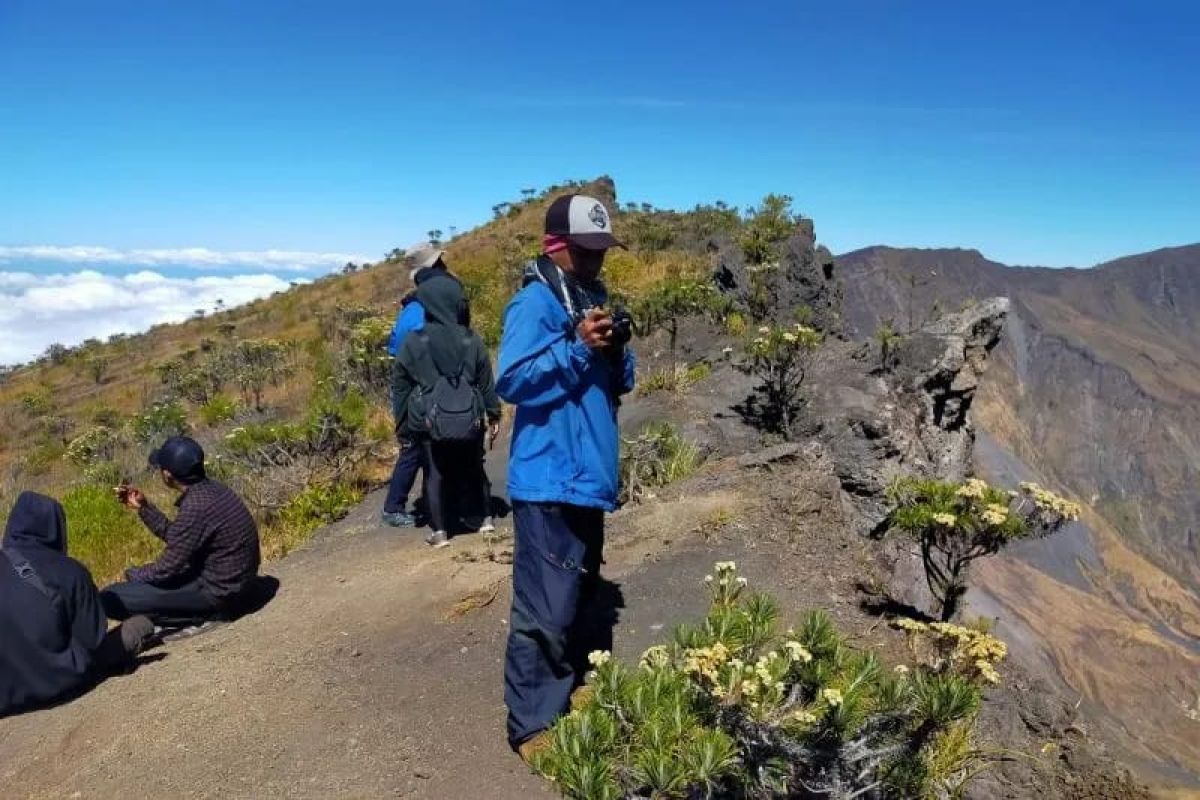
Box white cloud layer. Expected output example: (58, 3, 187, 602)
(0, 270, 295, 365)
(0, 245, 369, 272)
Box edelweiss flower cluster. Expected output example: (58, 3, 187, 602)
(587, 650, 611, 668)
(638, 645, 670, 671)
(955, 478, 989, 500)
(980, 503, 1010, 526)
(1019, 482, 1082, 521)
(896, 619, 1008, 685)
(932, 512, 957, 527)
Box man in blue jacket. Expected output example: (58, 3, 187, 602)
(497, 195, 635, 760)
(382, 243, 469, 527)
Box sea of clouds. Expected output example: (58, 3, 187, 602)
(0, 245, 369, 365)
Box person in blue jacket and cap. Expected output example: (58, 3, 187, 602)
(497, 194, 635, 760)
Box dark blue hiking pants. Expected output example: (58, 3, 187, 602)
(504, 501, 605, 748)
(383, 438, 426, 515)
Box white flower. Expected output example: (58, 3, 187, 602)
(821, 688, 844, 707)
(893, 664, 910, 675)
(704, 574, 714, 583)
(758, 326, 771, 334)
(714, 561, 736, 572)
(784, 641, 812, 663)
(737, 577, 748, 586)
(932, 513, 957, 527)
(587, 650, 611, 667)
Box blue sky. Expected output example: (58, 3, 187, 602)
(0, 1, 1197, 360)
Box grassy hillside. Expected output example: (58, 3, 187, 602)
(0, 177, 791, 582)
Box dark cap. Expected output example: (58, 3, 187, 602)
(544, 194, 626, 251)
(148, 436, 206, 483)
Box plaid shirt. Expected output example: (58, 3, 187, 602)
(128, 479, 261, 600)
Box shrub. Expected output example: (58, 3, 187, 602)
(19, 387, 54, 417)
(740, 323, 822, 440)
(85, 356, 110, 385)
(61, 484, 161, 584)
(637, 361, 711, 397)
(534, 562, 994, 799)
(131, 400, 189, 443)
(278, 482, 362, 535)
(875, 321, 902, 373)
(230, 339, 293, 410)
(739, 194, 798, 266)
(619, 422, 702, 504)
(346, 316, 394, 399)
(199, 394, 239, 426)
(886, 477, 1081, 621)
(633, 279, 729, 381)
(65, 426, 121, 466)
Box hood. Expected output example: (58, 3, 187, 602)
(3, 492, 67, 553)
(415, 272, 466, 328)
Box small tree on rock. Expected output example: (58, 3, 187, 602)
(740, 322, 822, 440)
(633, 279, 729, 385)
(886, 477, 1081, 621)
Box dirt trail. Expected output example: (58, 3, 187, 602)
(0, 452, 1160, 800)
(0, 466, 745, 800)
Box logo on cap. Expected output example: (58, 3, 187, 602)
(588, 203, 609, 230)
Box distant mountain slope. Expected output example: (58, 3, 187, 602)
(838, 244, 1200, 780)
(839, 243, 1200, 587)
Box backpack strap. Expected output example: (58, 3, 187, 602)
(1, 547, 57, 602)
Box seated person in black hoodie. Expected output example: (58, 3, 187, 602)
(1, 492, 153, 716)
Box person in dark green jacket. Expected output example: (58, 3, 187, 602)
(392, 275, 501, 548)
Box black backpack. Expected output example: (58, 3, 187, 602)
(409, 334, 485, 442)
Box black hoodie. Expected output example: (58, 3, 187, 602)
(392, 276, 500, 435)
(1, 492, 108, 716)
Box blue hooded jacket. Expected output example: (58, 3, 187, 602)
(497, 266, 635, 511)
(387, 300, 425, 357)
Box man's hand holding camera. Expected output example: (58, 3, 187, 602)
(576, 307, 633, 356)
(114, 483, 146, 509)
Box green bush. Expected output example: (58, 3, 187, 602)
(131, 400, 189, 443)
(741, 323, 822, 440)
(278, 482, 362, 535)
(199, 394, 239, 426)
(637, 361, 711, 397)
(886, 477, 1081, 621)
(61, 484, 161, 584)
(739, 194, 799, 266)
(619, 422, 702, 504)
(534, 563, 995, 799)
(632, 279, 729, 377)
(64, 426, 121, 466)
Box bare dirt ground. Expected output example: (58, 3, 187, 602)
(0, 454, 1159, 799)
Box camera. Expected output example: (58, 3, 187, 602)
(609, 306, 633, 347)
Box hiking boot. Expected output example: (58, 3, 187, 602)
(517, 730, 553, 766)
(381, 510, 416, 528)
(479, 516, 496, 534)
(425, 530, 450, 549)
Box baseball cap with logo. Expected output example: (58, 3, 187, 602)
(148, 436, 207, 483)
(404, 242, 445, 280)
(544, 195, 626, 251)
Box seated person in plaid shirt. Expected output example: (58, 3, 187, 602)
(100, 436, 261, 624)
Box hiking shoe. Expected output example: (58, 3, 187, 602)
(517, 730, 553, 766)
(425, 530, 450, 548)
(479, 516, 496, 534)
(381, 511, 417, 528)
